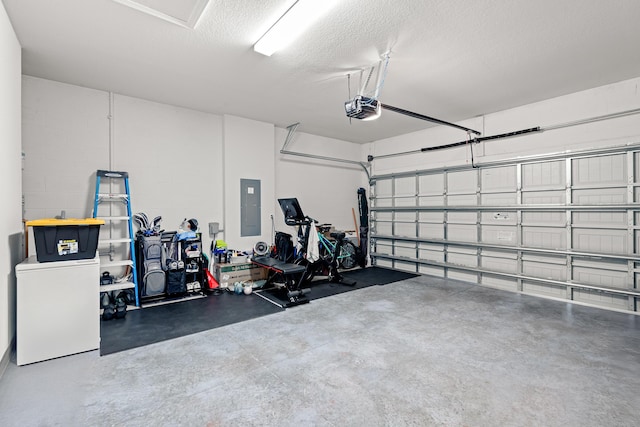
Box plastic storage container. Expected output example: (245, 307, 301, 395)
(26, 218, 105, 263)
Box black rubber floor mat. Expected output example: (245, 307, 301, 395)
(256, 279, 374, 307)
(340, 266, 419, 285)
(100, 292, 284, 356)
(256, 266, 418, 307)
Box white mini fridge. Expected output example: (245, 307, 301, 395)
(16, 255, 100, 365)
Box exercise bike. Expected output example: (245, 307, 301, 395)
(278, 198, 358, 286)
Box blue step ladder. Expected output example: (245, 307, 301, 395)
(92, 170, 139, 306)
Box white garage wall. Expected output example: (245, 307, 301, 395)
(21, 78, 223, 258)
(222, 114, 275, 251)
(22, 76, 110, 223)
(21, 77, 364, 261)
(370, 76, 640, 174)
(0, 2, 23, 372)
(112, 94, 223, 254)
(274, 128, 369, 240)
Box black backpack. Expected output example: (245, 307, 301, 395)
(165, 259, 186, 295)
(274, 231, 294, 262)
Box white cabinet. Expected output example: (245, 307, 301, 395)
(16, 255, 99, 365)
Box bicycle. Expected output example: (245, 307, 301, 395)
(293, 218, 358, 285)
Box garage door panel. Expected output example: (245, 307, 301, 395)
(395, 244, 416, 258)
(448, 270, 477, 282)
(522, 160, 565, 190)
(374, 197, 393, 208)
(522, 211, 565, 226)
(572, 260, 628, 289)
(481, 225, 517, 245)
(480, 274, 517, 291)
(572, 154, 626, 186)
(447, 194, 477, 205)
(481, 249, 517, 259)
(418, 174, 444, 196)
(522, 190, 566, 205)
(395, 212, 416, 222)
(522, 226, 566, 249)
(375, 179, 393, 197)
(375, 212, 393, 221)
(448, 224, 478, 242)
(572, 188, 626, 205)
(573, 211, 626, 227)
(448, 211, 477, 224)
(394, 261, 416, 273)
(481, 166, 516, 192)
(523, 281, 566, 298)
(376, 258, 393, 269)
(395, 222, 417, 238)
(522, 257, 567, 281)
(447, 170, 477, 194)
(480, 193, 517, 205)
(419, 223, 444, 239)
(448, 252, 478, 268)
(480, 255, 517, 273)
(394, 176, 416, 197)
(573, 289, 628, 310)
(419, 195, 445, 206)
(572, 228, 627, 254)
(374, 241, 393, 256)
(420, 212, 444, 222)
(418, 246, 444, 262)
(376, 221, 393, 235)
(395, 197, 417, 207)
(419, 264, 444, 276)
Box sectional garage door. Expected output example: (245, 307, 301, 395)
(370, 144, 640, 314)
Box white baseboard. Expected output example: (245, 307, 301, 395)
(0, 338, 15, 381)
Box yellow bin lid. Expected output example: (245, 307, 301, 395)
(26, 218, 106, 227)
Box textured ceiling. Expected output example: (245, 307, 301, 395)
(4, 0, 640, 143)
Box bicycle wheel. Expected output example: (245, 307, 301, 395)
(338, 241, 358, 269)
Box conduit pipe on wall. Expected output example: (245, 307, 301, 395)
(279, 122, 371, 180)
(369, 107, 640, 161)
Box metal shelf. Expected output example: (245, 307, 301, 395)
(100, 281, 135, 293)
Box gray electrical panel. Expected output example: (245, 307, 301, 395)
(240, 179, 261, 236)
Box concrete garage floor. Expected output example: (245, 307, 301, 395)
(1, 274, 639, 426)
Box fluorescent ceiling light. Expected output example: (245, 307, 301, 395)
(254, 0, 339, 56)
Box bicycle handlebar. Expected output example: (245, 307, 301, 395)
(284, 215, 333, 234)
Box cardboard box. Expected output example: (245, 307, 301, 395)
(214, 262, 267, 289)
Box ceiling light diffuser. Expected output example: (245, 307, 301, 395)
(254, 0, 339, 56)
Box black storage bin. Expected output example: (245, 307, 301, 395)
(27, 218, 104, 263)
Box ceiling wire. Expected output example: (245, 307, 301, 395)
(347, 73, 352, 125)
